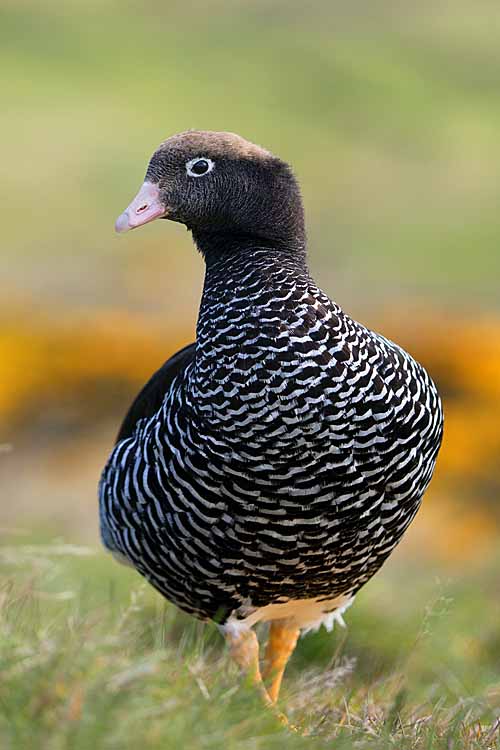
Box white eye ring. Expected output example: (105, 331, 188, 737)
(186, 157, 215, 178)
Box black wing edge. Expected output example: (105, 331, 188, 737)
(116, 342, 196, 444)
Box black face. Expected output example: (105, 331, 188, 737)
(115, 131, 305, 251)
(146, 147, 291, 236)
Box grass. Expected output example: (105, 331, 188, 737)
(1, 541, 498, 749)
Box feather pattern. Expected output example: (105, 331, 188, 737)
(99, 247, 443, 626)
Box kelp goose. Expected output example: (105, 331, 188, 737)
(99, 130, 443, 710)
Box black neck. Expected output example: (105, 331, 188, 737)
(191, 170, 307, 268)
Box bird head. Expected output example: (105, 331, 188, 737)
(115, 130, 305, 254)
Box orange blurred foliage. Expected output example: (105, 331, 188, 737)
(0, 307, 189, 431)
(384, 316, 500, 491)
(1, 305, 499, 549)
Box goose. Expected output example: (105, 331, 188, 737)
(99, 130, 443, 713)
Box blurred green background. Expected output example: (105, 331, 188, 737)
(1, 1, 499, 746)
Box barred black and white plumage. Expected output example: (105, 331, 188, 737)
(99, 130, 443, 704)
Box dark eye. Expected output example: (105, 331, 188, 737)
(191, 159, 209, 175)
(186, 157, 215, 178)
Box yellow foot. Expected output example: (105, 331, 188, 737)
(263, 620, 300, 704)
(224, 624, 272, 704)
(223, 620, 305, 733)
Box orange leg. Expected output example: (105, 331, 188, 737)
(224, 626, 272, 706)
(262, 620, 300, 704)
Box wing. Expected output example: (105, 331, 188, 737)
(116, 342, 196, 443)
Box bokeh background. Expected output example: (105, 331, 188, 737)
(1, 0, 499, 745)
